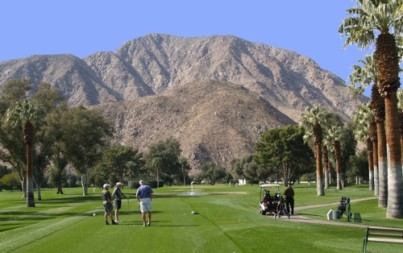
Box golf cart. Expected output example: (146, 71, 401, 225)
(259, 183, 289, 219)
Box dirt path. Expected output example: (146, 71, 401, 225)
(276, 197, 383, 229)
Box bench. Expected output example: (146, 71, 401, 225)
(362, 227, 403, 252)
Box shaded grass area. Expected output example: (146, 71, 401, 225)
(0, 184, 402, 253)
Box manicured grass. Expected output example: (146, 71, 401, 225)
(1, 184, 402, 253)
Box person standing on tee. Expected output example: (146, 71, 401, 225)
(102, 184, 117, 225)
(136, 180, 153, 227)
(112, 182, 126, 223)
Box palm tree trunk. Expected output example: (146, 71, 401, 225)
(366, 138, 374, 191)
(385, 94, 403, 217)
(81, 172, 89, 196)
(335, 141, 342, 190)
(182, 165, 186, 185)
(323, 145, 329, 189)
(24, 122, 35, 207)
(315, 142, 324, 196)
(377, 121, 388, 208)
(157, 166, 160, 188)
(36, 184, 42, 200)
(376, 32, 403, 218)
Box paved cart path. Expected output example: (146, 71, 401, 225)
(276, 197, 393, 229)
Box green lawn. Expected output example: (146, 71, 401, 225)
(1, 184, 402, 253)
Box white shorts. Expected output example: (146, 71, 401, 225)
(139, 198, 152, 213)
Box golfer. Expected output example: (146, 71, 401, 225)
(112, 182, 126, 223)
(136, 180, 153, 227)
(102, 184, 117, 225)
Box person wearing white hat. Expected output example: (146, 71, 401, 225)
(102, 184, 117, 225)
(112, 182, 126, 223)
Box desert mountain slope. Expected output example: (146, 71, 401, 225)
(98, 80, 294, 168)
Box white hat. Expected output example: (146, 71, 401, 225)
(116, 182, 123, 186)
(103, 184, 110, 189)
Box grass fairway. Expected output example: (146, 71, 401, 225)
(1, 184, 402, 253)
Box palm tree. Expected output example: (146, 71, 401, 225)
(299, 106, 330, 196)
(370, 121, 379, 196)
(352, 103, 374, 191)
(349, 55, 387, 201)
(5, 100, 44, 207)
(397, 89, 403, 164)
(371, 84, 388, 207)
(151, 157, 163, 188)
(340, 0, 403, 218)
(321, 142, 331, 189)
(327, 126, 344, 190)
(178, 156, 189, 185)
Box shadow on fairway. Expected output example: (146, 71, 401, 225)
(39, 195, 100, 204)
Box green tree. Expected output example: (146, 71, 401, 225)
(32, 82, 66, 198)
(255, 125, 314, 186)
(0, 79, 31, 197)
(178, 156, 191, 185)
(340, 0, 403, 218)
(145, 137, 182, 186)
(93, 145, 144, 184)
(0, 172, 20, 191)
(198, 162, 228, 185)
(62, 107, 113, 195)
(347, 149, 369, 183)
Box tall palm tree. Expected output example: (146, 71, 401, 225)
(299, 106, 330, 196)
(322, 142, 331, 189)
(178, 156, 189, 185)
(340, 0, 403, 218)
(151, 156, 163, 188)
(397, 89, 403, 164)
(5, 100, 44, 207)
(349, 55, 387, 201)
(352, 103, 374, 191)
(370, 121, 379, 196)
(371, 84, 388, 207)
(327, 126, 344, 190)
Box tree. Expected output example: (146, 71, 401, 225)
(151, 157, 163, 188)
(340, 0, 403, 218)
(5, 100, 44, 207)
(178, 156, 190, 185)
(32, 82, 66, 198)
(349, 55, 387, 198)
(199, 162, 228, 185)
(327, 126, 343, 190)
(352, 103, 375, 191)
(93, 145, 144, 185)
(299, 106, 331, 196)
(145, 137, 182, 186)
(255, 125, 314, 186)
(62, 107, 113, 195)
(0, 79, 31, 197)
(347, 149, 369, 183)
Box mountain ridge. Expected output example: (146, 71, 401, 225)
(0, 34, 367, 168)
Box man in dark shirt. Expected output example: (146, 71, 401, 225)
(136, 180, 153, 227)
(284, 184, 295, 215)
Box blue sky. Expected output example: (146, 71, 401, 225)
(1, 0, 372, 94)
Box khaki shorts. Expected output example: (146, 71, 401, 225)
(139, 198, 152, 213)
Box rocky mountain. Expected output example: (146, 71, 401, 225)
(0, 34, 367, 168)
